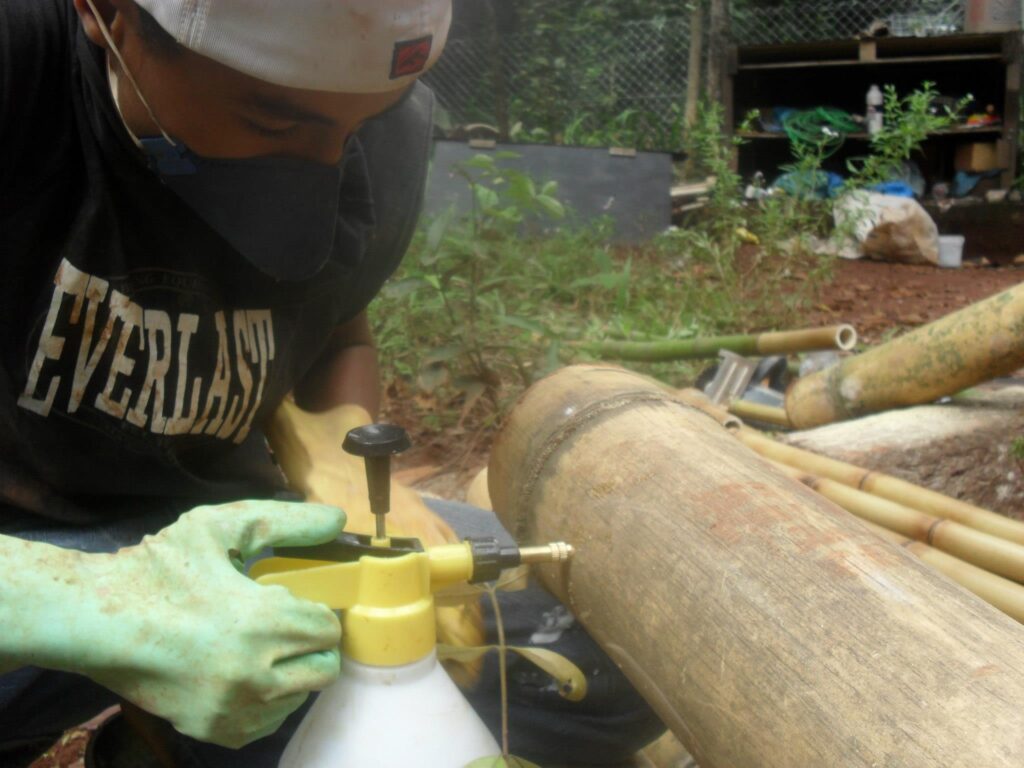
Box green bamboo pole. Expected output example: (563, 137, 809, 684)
(577, 325, 857, 362)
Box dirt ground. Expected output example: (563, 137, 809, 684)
(805, 257, 1024, 344)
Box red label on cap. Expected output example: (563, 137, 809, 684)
(391, 36, 433, 79)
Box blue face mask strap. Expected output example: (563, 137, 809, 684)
(139, 137, 199, 176)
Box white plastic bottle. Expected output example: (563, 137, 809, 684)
(866, 84, 884, 135)
(279, 652, 500, 768)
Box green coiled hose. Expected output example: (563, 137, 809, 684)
(781, 108, 861, 157)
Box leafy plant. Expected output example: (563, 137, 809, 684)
(376, 152, 570, 425)
(1012, 437, 1024, 462)
(846, 82, 971, 188)
(375, 103, 834, 430)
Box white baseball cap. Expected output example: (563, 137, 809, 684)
(134, 0, 453, 93)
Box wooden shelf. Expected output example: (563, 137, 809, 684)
(728, 33, 1021, 191)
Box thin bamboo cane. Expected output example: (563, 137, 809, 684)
(678, 388, 1024, 546)
(674, 389, 742, 429)
(576, 325, 857, 362)
(740, 428, 1024, 546)
(728, 400, 793, 428)
(862, 520, 1024, 624)
(772, 461, 1024, 583)
(786, 282, 1024, 428)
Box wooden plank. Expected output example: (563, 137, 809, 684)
(738, 52, 1004, 71)
(859, 39, 878, 62)
(1000, 34, 1021, 190)
(737, 33, 1006, 67)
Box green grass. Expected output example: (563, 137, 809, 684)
(372, 213, 831, 428)
(371, 103, 836, 429)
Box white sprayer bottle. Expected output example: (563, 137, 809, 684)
(866, 84, 884, 135)
(251, 423, 572, 767)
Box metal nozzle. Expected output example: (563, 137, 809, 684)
(519, 542, 575, 565)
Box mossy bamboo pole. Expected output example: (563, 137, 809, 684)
(863, 521, 1024, 624)
(489, 365, 1024, 768)
(727, 400, 792, 428)
(739, 428, 1024, 546)
(785, 283, 1024, 428)
(577, 324, 856, 362)
(772, 461, 1024, 582)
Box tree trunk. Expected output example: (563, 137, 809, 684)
(685, 0, 705, 128)
(705, 0, 730, 103)
(483, 0, 510, 141)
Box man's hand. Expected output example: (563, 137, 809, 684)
(0, 501, 346, 748)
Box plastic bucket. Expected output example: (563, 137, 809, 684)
(938, 235, 965, 269)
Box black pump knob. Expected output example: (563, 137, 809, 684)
(343, 424, 411, 458)
(343, 424, 411, 542)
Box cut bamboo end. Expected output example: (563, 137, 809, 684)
(756, 324, 858, 355)
(835, 324, 857, 351)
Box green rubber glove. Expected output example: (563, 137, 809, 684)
(0, 500, 346, 748)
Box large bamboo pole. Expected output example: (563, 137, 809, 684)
(577, 325, 856, 362)
(489, 365, 1024, 768)
(786, 282, 1024, 428)
(772, 461, 1024, 582)
(862, 521, 1024, 624)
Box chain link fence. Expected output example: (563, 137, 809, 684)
(425, 0, 968, 148)
(733, 0, 963, 44)
(426, 15, 694, 145)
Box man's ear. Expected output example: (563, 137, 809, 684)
(73, 0, 126, 50)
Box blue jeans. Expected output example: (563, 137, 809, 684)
(0, 500, 662, 766)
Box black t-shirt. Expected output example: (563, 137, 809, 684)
(0, 0, 433, 522)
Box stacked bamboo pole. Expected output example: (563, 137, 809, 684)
(677, 387, 1024, 622)
(727, 400, 792, 428)
(862, 521, 1024, 624)
(771, 462, 1024, 584)
(785, 282, 1024, 428)
(738, 429, 1024, 546)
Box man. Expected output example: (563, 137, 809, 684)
(0, 1, 662, 764)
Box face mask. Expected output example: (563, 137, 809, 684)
(89, 0, 344, 281)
